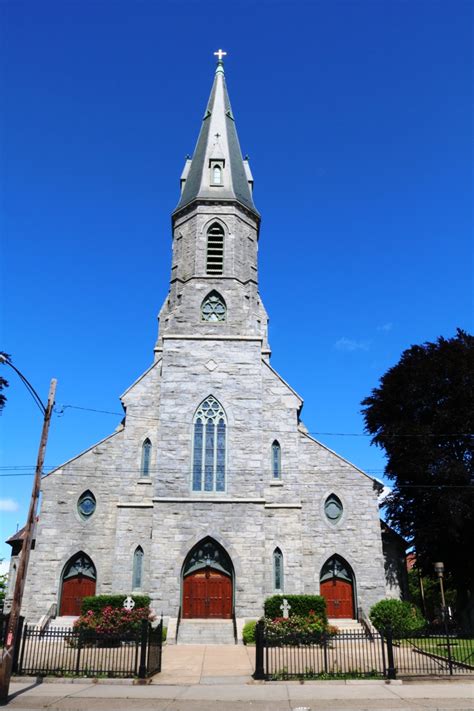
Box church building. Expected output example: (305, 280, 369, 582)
(7, 54, 399, 637)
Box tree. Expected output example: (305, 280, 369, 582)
(0, 352, 10, 412)
(361, 329, 474, 613)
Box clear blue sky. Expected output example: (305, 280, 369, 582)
(1, 0, 472, 563)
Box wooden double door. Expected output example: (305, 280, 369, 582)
(182, 568, 232, 619)
(320, 578, 354, 618)
(60, 576, 96, 616)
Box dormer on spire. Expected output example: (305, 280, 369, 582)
(174, 53, 258, 218)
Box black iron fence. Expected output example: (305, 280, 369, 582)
(16, 618, 162, 678)
(253, 621, 474, 680)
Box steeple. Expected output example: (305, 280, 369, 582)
(174, 52, 258, 218)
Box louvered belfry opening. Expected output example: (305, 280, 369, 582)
(206, 223, 224, 274)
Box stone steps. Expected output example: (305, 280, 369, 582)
(177, 619, 236, 645)
(48, 616, 78, 629)
(328, 618, 364, 633)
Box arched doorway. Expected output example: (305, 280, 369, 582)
(320, 555, 355, 619)
(182, 538, 233, 619)
(59, 552, 96, 616)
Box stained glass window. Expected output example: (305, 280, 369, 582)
(132, 546, 144, 590)
(272, 441, 281, 479)
(201, 292, 226, 322)
(77, 491, 96, 520)
(192, 396, 226, 492)
(141, 439, 152, 477)
(273, 548, 283, 591)
(324, 494, 343, 524)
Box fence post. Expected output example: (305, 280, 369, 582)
(385, 626, 396, 680)
(75, 631, 83, 676)
(17, 622, 28, 675)
(138, 619, 148, 679)
(157, 616, 163, 673)
(253, 620, 265, 680)
(444, 617, 453, 676)
(323, 631, 328, 674)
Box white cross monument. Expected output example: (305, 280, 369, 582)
(280, 598, 291, 619)
(123, 595, 136, 611)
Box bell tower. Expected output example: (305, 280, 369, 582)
(155, 52, 270, 357)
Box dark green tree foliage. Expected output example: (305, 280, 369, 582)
(81, 594, 151, 615)
(0, 352, 10, 412)
(264, 595, 327, 622)
(362, 329, 474, 604)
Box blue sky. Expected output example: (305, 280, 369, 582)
(0, 0, 472, 564)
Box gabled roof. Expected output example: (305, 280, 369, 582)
(174, 58, 259, 217)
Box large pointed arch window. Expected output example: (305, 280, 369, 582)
(206, 223, 224, 275)
(132, 546, 144, 590)
(192, 396, 226, 492)
(201, 291, 226, 322)
(141, 439, 152, 477)
(273, 547, 284, 591)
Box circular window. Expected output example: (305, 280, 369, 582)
(324, 494, 343, 523)
(77, 491, 96, 520)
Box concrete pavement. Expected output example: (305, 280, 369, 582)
(4, 643, 474, 710)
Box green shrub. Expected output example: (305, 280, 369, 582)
(74, 605, 153, 637)
(264, 611, 335, 645)
(264, 595, 327, 623)
(369, 599, 425, 637)
(242, 620, 257, 644)
(162, 626, 167, 642)
(81, 594, 150, 615)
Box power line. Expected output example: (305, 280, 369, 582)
(54, 404, 474, 438)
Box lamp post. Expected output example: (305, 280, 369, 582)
(0, 356, 57, 702)
(434, 561, 453, 675)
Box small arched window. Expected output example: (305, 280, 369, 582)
(273, 548, 284, 591)
(206, 223, 224, 275)
(212, 165, 222, 184)
(324, 494, 343, 524)
(192, 396, 226, 492)
(272, 440, 281, 479)
(141, 439, 152, 477)
(201, 291, 226, 322)
(132, 546, 144, 590)
(77, 490, 96, 520)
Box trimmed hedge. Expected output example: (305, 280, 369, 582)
(242, 620, 257, 644)
(264, 595, 327, 623)
(81, 594, 151, 615)
(369, 599, 425, 638)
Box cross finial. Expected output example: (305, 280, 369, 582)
(214, 49, 227, 63)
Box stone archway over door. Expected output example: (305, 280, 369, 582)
(181, 538, 234, 619)
(320, 555, 355, 619)
(60, 553, 96, 616)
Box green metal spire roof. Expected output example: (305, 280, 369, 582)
(174, 57, 259, 217)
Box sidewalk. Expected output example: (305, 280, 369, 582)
(5, 644, 474, 710)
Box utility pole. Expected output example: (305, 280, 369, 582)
(0, 376, 57, 703)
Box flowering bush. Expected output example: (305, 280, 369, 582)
(74, 605, 155, 638)
(264, 610, 338, 645)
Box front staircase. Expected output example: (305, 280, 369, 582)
(328, 618, 365, 633)
(47, 616, 78, 629)
(177, 619, 236, 645)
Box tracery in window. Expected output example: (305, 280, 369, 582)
(141, 439, 152, 477)
(77, 490, 96, 520)
(192, 396, 226, 492)
(324, 494, 343, 524)
(273, 547, 284, 591)
(206, 222, 224, 275)
(201, 291, 226, 322)
(272, 440, 281, 479)
(132, 546, 144, 590)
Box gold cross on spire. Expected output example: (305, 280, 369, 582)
(214, 49, 227, 62)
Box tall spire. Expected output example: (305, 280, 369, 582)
(174, 52, 258, 217)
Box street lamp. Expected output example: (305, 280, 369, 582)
(434, 561, 447, 613)
(0, 355, 57, 703)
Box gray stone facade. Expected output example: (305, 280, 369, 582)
(14, 58, 391, 625)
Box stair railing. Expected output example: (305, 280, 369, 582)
(232, 610, 237, 644)
(37, 602, 57, 633)
(175, 605, 181, 643)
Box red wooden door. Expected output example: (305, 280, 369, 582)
(60, 576, 96, 616)
(320, 579, 354, 618)
(182, 568, 232, 618)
